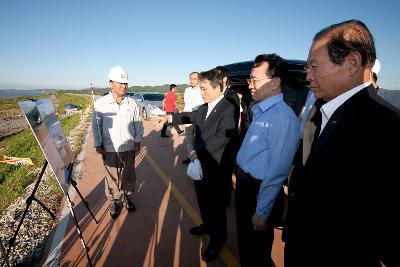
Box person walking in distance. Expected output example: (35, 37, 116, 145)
(92, 66, 144, 219)
(285, 20, 400, 267)
(160, 84, 183, 137)
(182, 72, 204, 164)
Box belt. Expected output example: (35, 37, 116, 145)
(236, 165, 254, 180)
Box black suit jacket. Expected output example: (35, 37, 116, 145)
(286, 86, 400, 267)
(224, 87, 241, 109)
(172, 97, 238, 179)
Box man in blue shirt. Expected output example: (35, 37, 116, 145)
(235, 54, 300, 267)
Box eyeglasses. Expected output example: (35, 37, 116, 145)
(246, 77, 271, 85)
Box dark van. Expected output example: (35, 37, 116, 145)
(224, 58, 311, 141)
(224, 59, 310, 117)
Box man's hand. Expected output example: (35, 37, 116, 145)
(252, 213, 268, 231)
(190, 151, 197, 161)
(156, 116, 168, 126)
(134, 142, 141, 153)
(95, 147, 105, 155)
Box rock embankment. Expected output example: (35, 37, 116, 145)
(0, 109, 28, 140)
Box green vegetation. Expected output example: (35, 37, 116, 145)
(61, 114, 81, 135)
(55, 92, 91, 114)
(62, 84, 190, 96)
(0, 95, 48, 111)
(0, 93, 91, 215)
(176, 93, 184, 108)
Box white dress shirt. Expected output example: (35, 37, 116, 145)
(184, 86, 204, 112)
(205, 95, 224, 119)
(320, 82, 371, 134)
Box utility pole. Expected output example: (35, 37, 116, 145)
(90, 82, 95, 103)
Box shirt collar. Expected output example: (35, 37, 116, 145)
(208, 94, 224, 110)
(320, 82, 370, 121)
(189, 85, 200, 90)
(106, 92, 129, 104)
(252, 93, 284, 114)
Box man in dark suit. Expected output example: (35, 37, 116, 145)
(158, 68, 238, 262)
(216, 65, 242, 206)
(285, 20, 400, 267)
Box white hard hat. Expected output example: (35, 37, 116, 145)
(108, 66, 129, 83)
(372, 59, 381, 75)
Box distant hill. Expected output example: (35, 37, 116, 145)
(0, 84, 189, 99)
(63, 84, 190, 95)
(0, 89, 57, 98)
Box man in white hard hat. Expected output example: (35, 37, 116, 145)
(92, 66, 144, 218)
(371, 59, 400, 109)
(371, 59, 381, 90)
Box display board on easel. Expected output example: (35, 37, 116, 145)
(1, 98, 96, 267)
(19, 98, 73, 193)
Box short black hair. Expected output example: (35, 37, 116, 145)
(253, 53, 288, 87)
(199, 68, 224, 92)
(216, 66, 230, 87)
(170, 84, 176, 90)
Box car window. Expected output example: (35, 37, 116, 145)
(143, 94, 164, 101)
(133, 94, 142, 100)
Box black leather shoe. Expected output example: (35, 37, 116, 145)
(189, 224, 208, 235)
(202, 245, 221, 262)
(122, 195, 136, 212)
(182, 158, 191, 164)
(161, 134, 169, 138)
(110, 199, 122, 218)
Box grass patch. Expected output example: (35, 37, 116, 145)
(55, 93, 91, 114)
(0, 93, 91, 215)
(0, 96, 47, 111)
(61, 114, 81, 135)
(0, 129, 45, 214)
(176, 93, 184, 109)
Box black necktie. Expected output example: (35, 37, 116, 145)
(204, 105, 209, 120)
(309, 100, 324, 153)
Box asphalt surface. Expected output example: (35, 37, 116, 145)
(41, 119, 284, 267)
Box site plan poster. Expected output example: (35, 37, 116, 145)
(19, 98, 73, 195)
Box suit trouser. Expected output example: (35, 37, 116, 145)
(103, 150, 136, 202)
(194, 175, 227, 248)
(184, 125, 194, 158)
(161, 112, 181, 136)
(235, 167, 274, 267)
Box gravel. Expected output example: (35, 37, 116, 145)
(0, 110, 28, 141)
(0, 106, 92, 267)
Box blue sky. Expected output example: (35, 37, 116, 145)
(1, 0, 399, 90)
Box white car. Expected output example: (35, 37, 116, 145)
(129, 92, 166, 120)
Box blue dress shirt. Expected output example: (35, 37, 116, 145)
(236, 93, 300, 219)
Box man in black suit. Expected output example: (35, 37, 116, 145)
(285, 20, 400, 267)
(216, 65, 242, 206)
(158, 68, 238, 262)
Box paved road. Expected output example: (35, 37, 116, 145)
(42, 119, 284, 267)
